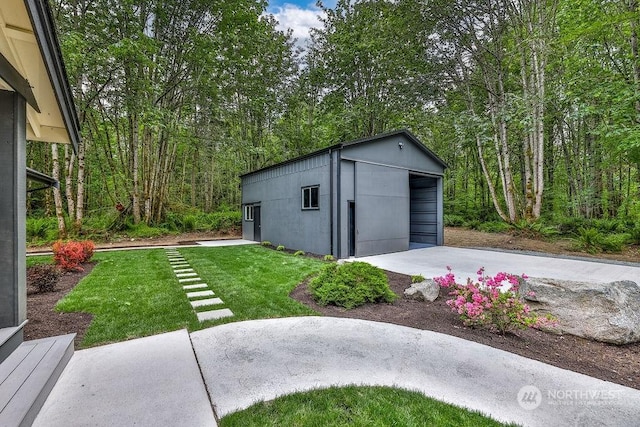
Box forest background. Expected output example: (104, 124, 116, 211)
(25, 0, 640, 253)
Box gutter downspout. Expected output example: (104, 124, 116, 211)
(329, 149, 333, 256)
(336, 148, 341, 259)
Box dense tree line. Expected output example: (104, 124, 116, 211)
(26, 0, 640, 237)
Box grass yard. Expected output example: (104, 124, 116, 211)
(53, 245, 324, 347)
(178, 245, 323, 325)
(219, 386, 518, 427)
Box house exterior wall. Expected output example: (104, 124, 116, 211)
(338, 160, 355, 259)
(241, 152, 332, 255)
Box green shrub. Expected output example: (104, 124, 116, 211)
(477, 221, 511, 233)
(599, 234, 626, 253)
(182, 215, 197, 232)
(26, 217, 57, 241)
(627, 227, 640, 245)
(261, 241, 272, 246)
(294, 250, 305, 256)
(443, 214, 465, 227)
(125, 222, 166, 238)
(323, 254, 335, 261)
(411, 274, 425, 283)
(463, 219, 481, 230)
(276, 245, 285, 251)
(309, 262, 396, 309)
(27, 264, 61, 293)
(574, 227, 603, 254)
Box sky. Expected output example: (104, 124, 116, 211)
(266, 0, 336, 48)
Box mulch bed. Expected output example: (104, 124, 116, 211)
(290, 270, 640, 390)
(25, 263, 94, 348)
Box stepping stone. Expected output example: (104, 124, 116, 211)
(176, 272, 197, 278)
(190, 298, 223, 308)
(173, 269, 194, 273)
(197, 308, 234, 322)
(186, 290, 215, 298)
(168, 258, 185, 262)
(171, 262, 189, 266)
(179, 277, 201, 283)
(183, 283, 208, 290)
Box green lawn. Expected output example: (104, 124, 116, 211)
(54, 245, 323, 347)
(219, 386, 518, 427)
(178, 245, 322, 325)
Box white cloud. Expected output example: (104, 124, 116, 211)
(269, 4, 325, 47)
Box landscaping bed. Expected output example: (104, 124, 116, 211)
(290, 271, 640, 390)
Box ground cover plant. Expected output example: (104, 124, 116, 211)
(309, 261, 396, 309)
(219, 385, 517, 427)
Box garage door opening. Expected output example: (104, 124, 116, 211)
(410, 175, 438, 248)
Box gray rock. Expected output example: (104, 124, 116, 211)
(404, 279, 440, 302)
(520, 278, 640, 345)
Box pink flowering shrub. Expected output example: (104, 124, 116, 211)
(434, 267, 556, 335)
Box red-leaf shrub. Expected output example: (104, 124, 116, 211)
(52, 240, 95, 271)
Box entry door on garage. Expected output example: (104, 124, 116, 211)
(410, 176, 437, 245)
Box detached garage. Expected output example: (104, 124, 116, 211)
(241, 129, 447, 259)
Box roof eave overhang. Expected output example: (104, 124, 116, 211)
(24, 0, 80, 153)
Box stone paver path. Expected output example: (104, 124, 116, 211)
(165, 248, 234, 322)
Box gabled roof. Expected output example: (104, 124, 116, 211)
(0, 0, 80, 152)
(241, 129, 447, 178)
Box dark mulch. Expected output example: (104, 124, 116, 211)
(290, 270, 640, 390)
(25, 263, 95, 348)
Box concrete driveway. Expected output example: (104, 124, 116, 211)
(356, 246, 640, 284)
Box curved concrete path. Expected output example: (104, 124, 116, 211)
(191, 316, 640, 427)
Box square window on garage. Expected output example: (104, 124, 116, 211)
(244, 205, 254, 221)
(302, 186, 319, 210)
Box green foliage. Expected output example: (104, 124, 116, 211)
(477, 221, 512, 234)
(574, 227, 602, 254)
(276, 245, 285, 251)
(444, 214, 466, 227)
(27, 264, 61, 293)
(26, 217, 58, 242)
(125, 222, 166, 238)
(310, 262, 396, 309)
(220, 386, 514, 427)
(293, 250, 305, 257)
(323, 254, 335, 261)
(572, 227, 626, 253)
(261, 241, 272, 246)
(511, 220, 559, 238)
(411, 274, 425, 283)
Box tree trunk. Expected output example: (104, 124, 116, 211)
(64, 144, 76, 223)
(51, 144, 66, 237)
(74, 138, 85, 230)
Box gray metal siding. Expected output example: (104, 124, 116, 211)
(341, 135, 445, 176)
(355, 163, 409, 257)
(241, 153, 332, 255)
(410, 177, 438, 244)
(339, 160, 355, 259)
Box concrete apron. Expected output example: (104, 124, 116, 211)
(355, 246, 640, 284)
(191, 317, 640, 427)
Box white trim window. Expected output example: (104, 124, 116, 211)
(244, 205, 254, 221)
(302, 185, 319, 210)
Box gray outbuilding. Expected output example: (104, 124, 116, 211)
(241, 130, 447, 258)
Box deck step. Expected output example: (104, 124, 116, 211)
(0, 334, 75, 427)
(0, 321, 27, 364)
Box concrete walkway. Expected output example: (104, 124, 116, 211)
(356, 246, 640, 284)
(34, 317, 640, 427)
(33, 330, 216, 427)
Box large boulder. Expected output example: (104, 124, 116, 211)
(404, 280, 440, 302)
(520, 278, 640, 345)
